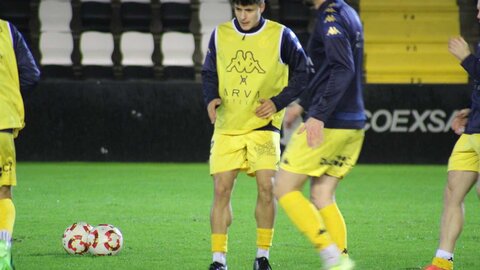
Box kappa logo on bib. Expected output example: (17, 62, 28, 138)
(226, 50, 265, 74)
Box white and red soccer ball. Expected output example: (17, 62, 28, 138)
(62, 222, 123, 256)
(62, 222, 93, 255)
(86, 224, 124, 256)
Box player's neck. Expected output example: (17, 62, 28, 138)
(233, 17, 265, 34)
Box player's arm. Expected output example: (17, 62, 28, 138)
(449, 37, 480, 80)
(303, 13, 356, 148)
(201, 30, 221, 124)
(10, 22, 40, 92)
(307, 13, 355, 124)
(285, 55, 316, 127)
(451, 108, 470, 135)
(284, 101, 304, 128)
(296, 58, 315, 113)
(256, 27, 309, 118)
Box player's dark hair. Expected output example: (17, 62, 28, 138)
(231, 0, 265, 5)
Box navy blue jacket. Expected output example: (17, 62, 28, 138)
(461, 43, 480, 134)
(202, 17, 309, 117)
(300, 0, 365, 129)
(8, 22, 40, 92)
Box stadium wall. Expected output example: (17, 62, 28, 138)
(16, 80, 470, 164)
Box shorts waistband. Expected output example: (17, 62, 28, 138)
(0, 129, 13, 133)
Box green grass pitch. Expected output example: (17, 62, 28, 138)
(11, 163, 480, 269)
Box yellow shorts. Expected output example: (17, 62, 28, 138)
(0, 132, 16, 187)
(209, 131, 281, 176)
(448, 134, 480, 172)
(280, 127, 364, 179)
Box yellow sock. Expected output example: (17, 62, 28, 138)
(256, 228, 274, 250)
(319, 203, 347, 254)
(279, 191, 334, 251)
(211, 234, 228, 253)
(432, 257, 453, 270)
(0, 198, 15, 234)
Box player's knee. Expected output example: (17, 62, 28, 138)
(0, 185, 12, 199)
(258, 187, 274, 203)
(213, 184, 233, 200)
(310, 194, 333, 209)
(444, 183, 454, 198)
(443, 186, 464, 206)
(274, 182, 292, 201)
(258, 179, 273, 194)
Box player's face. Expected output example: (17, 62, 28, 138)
(477, 0, 480, 21)
(234, 3, 265, 31)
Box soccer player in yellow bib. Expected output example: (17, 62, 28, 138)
(202, 0, 309, 269)
(273, 0, 364, 269)
(425, 2, 480, 269)
(0, 19, 40, 269)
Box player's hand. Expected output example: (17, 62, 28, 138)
(207, 98, 222, 124)
(448, 37, 471, 61)
(255, 98, 277, 119)
(297, 117, 324, 148)
(451, 108, 470, 135)
(284, 102, 303, 128)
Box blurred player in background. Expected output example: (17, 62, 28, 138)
(201, 0, 309, 269)
(274, 0, 365, 269)
(425, 2, 480, 269)
(0, 19, 40, 270)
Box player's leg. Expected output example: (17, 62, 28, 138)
(210, 170, 238, 269)
(209, 133, 246, 269)
(275, 132, 341, 268)
(246, 131, 280, 270)
(426, 134, 478, 270)
(253, 169, 275, 268)
(0, 132, 16, 270)
(476, 177, 480, 200)
(426, 170, 478, 270)
(275, 127, 359, 269)
(0, 186, 14, 234)
(255, 170, 276, 229)
(0, 186, 14, 270)
(310, 175, 347, 255)
(275, 169, 351, 269)
(439, 171, 477, 252)
(310, 129, 364, 257)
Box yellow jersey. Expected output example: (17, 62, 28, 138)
(215, 20, 289, 135)
(0, 19, 23, 137)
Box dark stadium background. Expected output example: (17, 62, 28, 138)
(1, 0, 478, 164)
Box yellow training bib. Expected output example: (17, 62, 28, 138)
(0, 19, 24, 137)
(215, 20, 289, 135)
